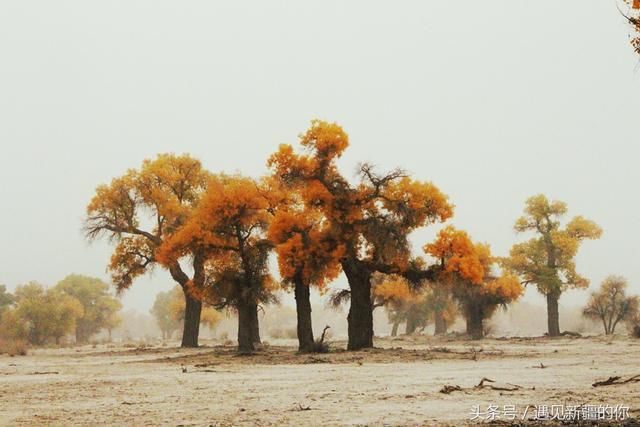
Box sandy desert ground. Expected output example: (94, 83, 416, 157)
(1, 335, 639, 426)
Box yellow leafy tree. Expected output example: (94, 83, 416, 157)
(620, 1, 640, 54)
(425, 226, 524, 339)
(157, 175, 279, 353)
(503, 195, 602, 336)
(10, 282, 84, 345)
(268, 120, 453, 350)
(85, 154, 210, 347)
(268, 202, 343, 352)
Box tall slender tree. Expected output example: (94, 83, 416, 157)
(85, 154, 209, 347)
(503, 195, 602, 337)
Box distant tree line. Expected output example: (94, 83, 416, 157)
(0, 275, 121, 346)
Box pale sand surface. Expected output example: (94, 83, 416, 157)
(1, 335, 639, 426)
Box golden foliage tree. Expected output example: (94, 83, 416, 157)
(503, 195, 602, 336)
(54, 274, 122, 344)
(583, 275, 638, 335)
(620, 1, 640, 54)
(425, 226, 524, 339)
(268, 198, 343, 352)
(157, 175, 279, 353)
(85, 154, 209, 347)
(9, 282, 84, 345)
(151, 288, 182, 340)
(268, 120, 453, 350)
(374, 274, 425, 335)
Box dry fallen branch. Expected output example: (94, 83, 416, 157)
(28, 371, 59, 375)
(439, 385, 463, 394)
(592, 374, 640, 387)
(440, 378, 524, 394)
(476, 377, 522, 391)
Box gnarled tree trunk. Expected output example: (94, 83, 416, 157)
(171, 261, 204, 348)
(237, 300, 255, 353)
(546, 292, 561, 337)
(466, 304, 484, 340)
(434, 309, 448, 335)
(250, 302, 261, 344)
(405, 318, 418, 335)
(294, 274, 314, 353)
(343, 260, 374, 350)
(182, 291, 202, 347)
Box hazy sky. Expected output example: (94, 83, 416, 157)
(1, 1, 639, 313)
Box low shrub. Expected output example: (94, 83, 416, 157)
(0, 338, 28, 356)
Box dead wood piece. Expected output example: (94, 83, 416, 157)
(475, 377, 522, 392)
(318, 325, 330, 344)
(592, 374, 640, 387)
(440, 378, 523, 394)
(440, 385, 463, 394)
(29, 371, 59, 375)
(476, 377, 495, 388)
(486, 384, 522, 392)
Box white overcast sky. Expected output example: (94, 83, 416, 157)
(1, 1, 639, 313)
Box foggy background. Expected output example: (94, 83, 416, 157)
(1, 1, 639, 323)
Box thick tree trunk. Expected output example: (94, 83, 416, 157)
(343, 261, 374, 350)
(434, 309, 448, 335)
(391, 320, 400, 337)
(405, 316, 419, 335)
(76, 325, 89, 344)
(250, 302, 261, 344)
(466, 305, 484, 340)
(546, 292, 561, 337)
(294, 275, 315, 353)
(181, 292, 202, 348)
(237, 301, 255, 353)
